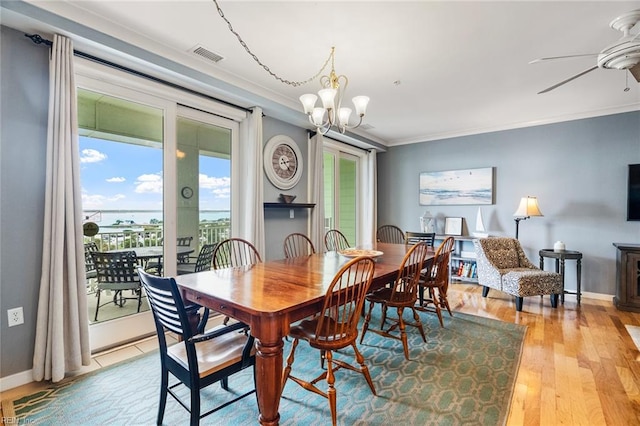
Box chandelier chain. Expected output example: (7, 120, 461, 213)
(212, 0, 332, 87)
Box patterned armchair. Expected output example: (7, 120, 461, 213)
(473, 237, 562, 311)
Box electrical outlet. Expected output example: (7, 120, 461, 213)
(7, 307, 24, 327)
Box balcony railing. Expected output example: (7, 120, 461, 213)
(84, 222, 230, 251)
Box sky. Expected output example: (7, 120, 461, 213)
(79, 136, 231, 211)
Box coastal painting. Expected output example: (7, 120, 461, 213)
(419, 167, 493, 205)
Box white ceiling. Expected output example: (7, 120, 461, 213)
(3, 1, 640, 147)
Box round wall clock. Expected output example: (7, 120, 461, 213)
(181, 186, 194, 199)
(263, 135, 303, 190)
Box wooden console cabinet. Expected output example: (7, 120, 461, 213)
(613, 243, 640, 313)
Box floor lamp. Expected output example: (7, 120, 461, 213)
(513, 196, 543, 239)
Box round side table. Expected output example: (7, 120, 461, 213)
(539, 249, 582, 305)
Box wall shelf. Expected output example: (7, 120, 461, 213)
(264, 202, 315, 219)
(264, 203, 315, 209)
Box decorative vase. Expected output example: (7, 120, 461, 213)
(553, 241, 566, 252)
(420, 211, 435, 233)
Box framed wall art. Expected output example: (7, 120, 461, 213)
(419, 167, 494, 205)
(444, 217, 463, 236)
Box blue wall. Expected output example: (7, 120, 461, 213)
(0, 26, 313, 379)
(377, 112, 640, 295)
(1, 26, 49, 378)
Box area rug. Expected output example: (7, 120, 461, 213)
(4, 311, 526, 425)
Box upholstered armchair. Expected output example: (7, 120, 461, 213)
(473, 237, 562, 311)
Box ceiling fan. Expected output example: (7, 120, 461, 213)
(531, 9, 640, 94)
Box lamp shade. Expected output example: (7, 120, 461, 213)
(513, 196, 543, 217)
(299, 94, 318, 115)
(352, 95, 370, 116)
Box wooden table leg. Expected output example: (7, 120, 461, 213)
(255, 336, 284, 425)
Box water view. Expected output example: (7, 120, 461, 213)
(84, 210, 230, 232)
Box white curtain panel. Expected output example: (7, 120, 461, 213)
(237, 107, 265, 255)
(308, 132, 325, 252)
(33, 34, 91, 383)
(361, 149, 377, 246)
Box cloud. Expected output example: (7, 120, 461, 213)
(80, 149, 107, 163)
(106, 177, 126, 183)
(200, 174, 230, 198)
(82, 193, 126, 209)
(135, 173, 163, 193)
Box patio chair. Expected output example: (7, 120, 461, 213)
(176, 243, 216, 275)
(90, 250, 142, 322)
(147, 236, 195, 273)
(84, 242, 99, 294)
(138, 269, 256, 426)
(177, 236, 194, 264)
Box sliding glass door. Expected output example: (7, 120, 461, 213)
(176, 107, 235, 261)
(324, 146, 360, 246)
(76, 60, 241, 352)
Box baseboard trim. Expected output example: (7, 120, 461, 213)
(0, 369, 33, 392)
(575, 291, 614, 302)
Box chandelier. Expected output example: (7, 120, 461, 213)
(299, 47, 369, 134)
(212, 1, 369, 134)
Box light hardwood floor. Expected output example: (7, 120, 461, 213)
(449, 283, 640, 425)
(2, 283, 639, 425)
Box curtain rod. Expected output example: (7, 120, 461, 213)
(307, 129, 373, 153)
(25, 34, 252, 114)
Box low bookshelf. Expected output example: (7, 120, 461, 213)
(435, 235, 478, 284)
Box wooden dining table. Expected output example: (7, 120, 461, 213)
(175, 242, 434, 426)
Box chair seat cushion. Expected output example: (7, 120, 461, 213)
(502, 269, 563, 297)
(168, 329, 253, 379)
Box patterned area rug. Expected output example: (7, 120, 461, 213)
(4, 310, 525, 425)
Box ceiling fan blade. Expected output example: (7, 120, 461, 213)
(529, 54, 598, 64)
(630, 63, 640, 82)
(538, 66, 599, 94)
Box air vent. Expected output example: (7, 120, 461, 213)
(191, 45, 224, 63)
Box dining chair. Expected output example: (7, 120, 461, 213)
(416, 236, 455, 327)
(212, 238, 262, 326)
(283, 233, 316, 258)
(360, 242, 430, 360)
(405, 231, 436, 247)
(376, 225, 405, 244)
(212, 238, 262, 269)
(324, 229, 350, 252)
(176, 243, 218, 334)
(281, 256, 377, 426)
(90, 250, 142, 322)
(137, 269, 256, 426)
